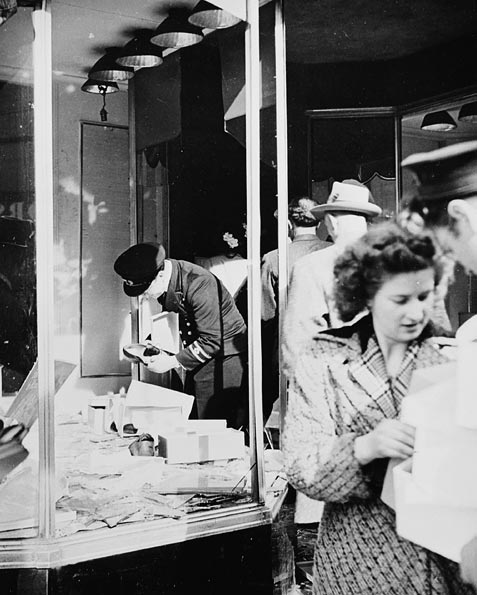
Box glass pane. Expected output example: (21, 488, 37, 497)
(311, 116, 396, 221)
(133, 16, 255, 510)
(0, 6, 38, 538)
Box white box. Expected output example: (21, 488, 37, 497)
(87, 396, 110, 434)
(157, 423, 245, 464)
(394, 459, 477, 562)
(113, 381, 195, 437)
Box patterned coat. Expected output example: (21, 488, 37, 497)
(283, 316, 473, 595)
(261, 234, 330, 322)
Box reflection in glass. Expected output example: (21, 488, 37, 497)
(0, 5, 37, 539)
(0, 7, 36, 396)
(310, 116, 396, 221)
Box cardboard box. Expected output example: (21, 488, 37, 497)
(157, 422, 245, 464)
(112, 381, 195, 437)
(394, 459, 477, 562)
(400, 370, 477, 508)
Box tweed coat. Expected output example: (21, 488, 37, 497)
(261, 235, 330, 322)
(283, 316, 473, 595)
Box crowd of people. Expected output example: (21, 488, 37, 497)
(114, 140, 477, 594)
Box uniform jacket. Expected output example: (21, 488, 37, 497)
(261, 234, 329, 321)
(283, 315, 471, 594)
(161, 259, 247, 371)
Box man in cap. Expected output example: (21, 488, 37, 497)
(402, 140, 477, 590)
(282, 180, 381, 373)
(114, 242, 248, 428)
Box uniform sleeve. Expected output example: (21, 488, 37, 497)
(282, 259, 329, 373)
(261, 254, 278, 321)
(282, 349, 376, 503)
(175, 275, 223, 370)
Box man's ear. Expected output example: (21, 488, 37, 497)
(447, 199, 477, 233)
(324, 213, 338, 237)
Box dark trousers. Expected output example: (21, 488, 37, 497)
(186, 352, 248, 430)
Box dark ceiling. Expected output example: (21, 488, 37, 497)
(285, 0, 477, 63)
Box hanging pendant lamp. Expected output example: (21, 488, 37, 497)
(188, 1, 241, 29)
(150, 8, 203, 49)
(116, 35, 163, 69)
(81, 79, 119, 122)
(458, 102, 477, 124)
(420, 110, 457, 132)
(0, 0, 17, 26)
(89, 50, 134, 82)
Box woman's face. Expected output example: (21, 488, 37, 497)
(369, 268, 436, 345)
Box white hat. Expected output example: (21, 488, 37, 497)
(311, 180, 382, 220)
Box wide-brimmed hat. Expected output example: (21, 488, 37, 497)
(401, 140, 477, 204)
(114, 242, 166, 297)
(310, 180, 382, 220)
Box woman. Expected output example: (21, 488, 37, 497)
(283, 223, 471, 594)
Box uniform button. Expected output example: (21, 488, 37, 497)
(187, 331, 192, 336)
(186, 322, 191, 327)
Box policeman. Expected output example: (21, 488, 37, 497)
(114, 242, 248, 428)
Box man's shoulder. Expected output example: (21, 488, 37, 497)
(295, 244, 336, 266)
(262, 248, 278, 263)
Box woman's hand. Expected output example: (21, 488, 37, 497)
(354, 419, 415, 465)
(460, 535, 477, 589)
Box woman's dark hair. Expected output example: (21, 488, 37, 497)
(288, 196, 318, 228)
(333, 222, 439, 322)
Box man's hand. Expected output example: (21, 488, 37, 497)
(461, 535, 477, 589)
(142, 352, 179, 374)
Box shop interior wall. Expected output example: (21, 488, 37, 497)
(53, 76, 131, 408)
(286, 34, 477, 196)
(134, 3, 279, 261)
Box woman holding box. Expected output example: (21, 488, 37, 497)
(283, 222, 471, 594)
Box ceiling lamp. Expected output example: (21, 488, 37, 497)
(188, 1, 242, 29)
(89, 50, 134, 83)
(420, 110, 457, 132)
(81, 79, 119, 122)
(458, 101, 477, 124)
(116, 36, 163, 70)
(150, 8, 203, 49)
(0, 0, 17, 26)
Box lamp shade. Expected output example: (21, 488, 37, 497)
(0, 0, 16, 25)
(89, 51, 134, 82)
(150, 8, 203, 49)
(458, 102, 477, 124)
(81, 79, 119, 94)
(116, 36, 163, 69)
(188, 1, 242, 29)
(420, 110, 457, 132)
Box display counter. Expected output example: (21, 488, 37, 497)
(0, 407, 287, 569)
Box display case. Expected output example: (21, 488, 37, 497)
(0, 0, 289, 584)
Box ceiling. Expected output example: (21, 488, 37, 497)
(0, 1, 475, 79)
(285, 0, 477, 64)
(47, 0, 477, 76)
